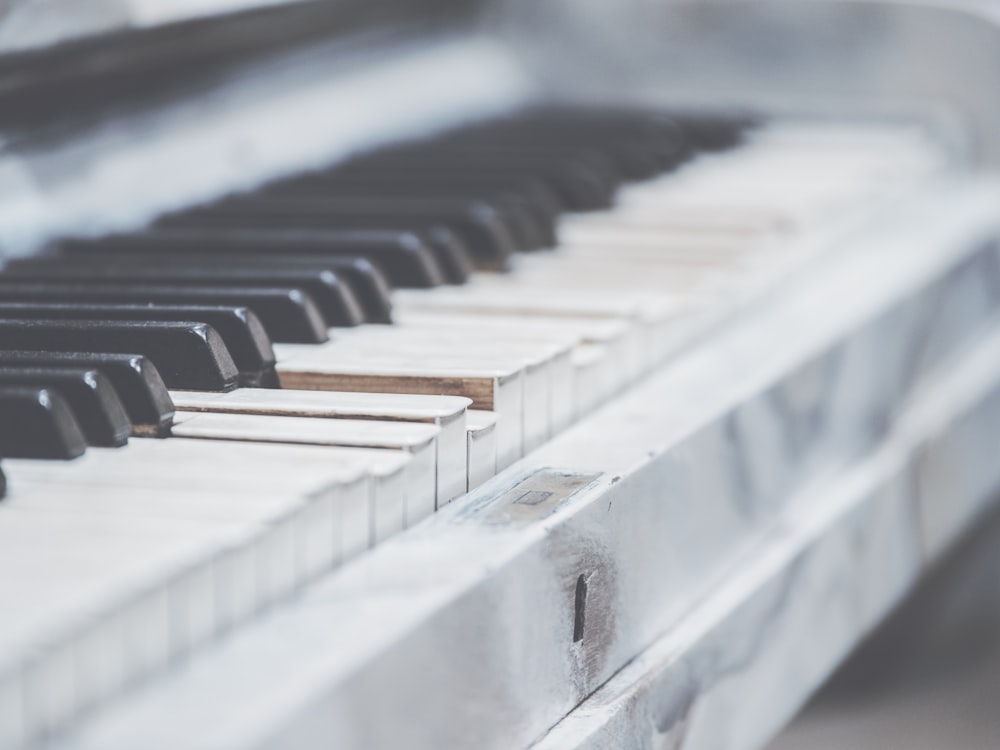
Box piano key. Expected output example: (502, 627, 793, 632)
(411, 226, 474, 284)
(164, 196, 519, 268)
(270, 173, 562, 247)
(0, 466, 376, 735)
(0, 351, 174, 436)
(393, 308, 637, 365)
(344, 153, 618, 210)
(169, 412, 441, 524)
(0, 465, 5, 500)
(285, 257, 392, 324)
(276, 333, 572, 459)
(0, 511, 254, 735)
(7, 436, 405, 560)
(47, 251, 395, 325)
(386, 312, 638, 420)
(465, 410, 497, 491)
(59, 228, 450, 288)
(170, 389, 471, 504)
(393, 283, 682, 321)
(469, 269, 710, 305)
(0, 264, 365, 328)
(436, 137, 668, 182)
(453, 109, 692, 166)
(314, 325, 577, 443)
(0, 386, 87, 459)
(389, 145, 631, 192)
(555, 230, 775, 262)
(392, 286, 684, 379)
(671, 111, 756, 151)
(276, 356, 524, 471)
(562, 199, 796, 236)
(0, 281, 329, 344)
(0, 367, 131, 447)
(260, 182, 554, 251)
(0, 302, 277, 388)
(0, 319, 240, 391)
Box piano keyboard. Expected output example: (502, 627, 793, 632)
(0, 110, 953, 748)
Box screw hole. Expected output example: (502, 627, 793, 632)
(573, 573, 588, 643)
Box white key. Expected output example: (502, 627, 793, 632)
(276, 356, 525, 470)
(171, 389, 471, 505)
(169, 412, 440, 526)
(466, 410, 498, 491)
(0, 437, 410, 739)
(278, 332, 570, 453)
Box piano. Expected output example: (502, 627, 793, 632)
(0, 1, 999, 748)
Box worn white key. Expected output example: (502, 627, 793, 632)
(276, 356, 524, 470)
(398, 284, 684, 342)
(279, 331, 571, 452)
(384, 314, 623, 433)
(572, 343, 618, 415)
(170, 412, 439, 528)
(466, 410, 498, 491)
(0, 512, 243, 738)
(2, 440, 377, 622)
(392, 304, 644, 388)
(5, 439, 387, 563)
(394, 286, 686, 322)
(0, 437, 408, 740)
(171, 389, 471, 505)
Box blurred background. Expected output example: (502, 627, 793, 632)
(770, 499, 1000, 749)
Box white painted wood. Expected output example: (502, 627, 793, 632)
(539, 324, 1000, 750)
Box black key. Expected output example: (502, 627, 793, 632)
(387, 144, 626, 187)
(269, 174, 561, 249)
(0, 366, 131, 447)
(0, 463, 6, 499)
(0, 386, 87, 459)
(0, 282, 327, 344)
(59, 229, 447, 288)
(0, 265, 364, 328)
(444, 120, 687, 178)
(407, 226, 472, 283)
(0, 319, 239, 391)
(41, 253, 394, 325)
(0, 350, 173, 436)
(0, 302, 277, 388)
(336, 159, 612, 212)
(351, 136, 621, 176)
(164, 197, 517, 269)
(671, 112, 756, 151)
(257, 183, 550, 251)
(502, 108, 734, 161)
(318, 257, 393, 323)
(457, 140, 665, 181)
